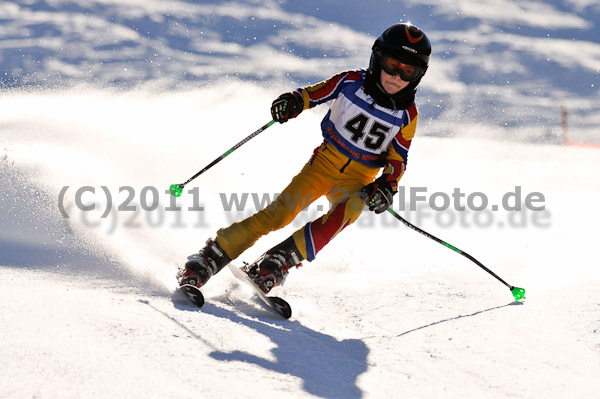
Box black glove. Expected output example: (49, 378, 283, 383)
(361, 174, 397, 214)
(271, 91, 304, 124)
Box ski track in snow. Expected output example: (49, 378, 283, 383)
(1, 86, 599, 398)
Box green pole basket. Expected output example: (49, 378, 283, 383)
(511, 286, 526, 301)
(169, 184, 183, 197)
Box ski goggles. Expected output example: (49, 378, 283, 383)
(379, 54, 423, 82)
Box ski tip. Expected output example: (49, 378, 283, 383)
(270, 297, 292, 319)
(511, 286, 526, 301)
(180, 284, 205, 307)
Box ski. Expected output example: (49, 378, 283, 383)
(227, 264, 292, 319)
(179, 284, 205, 307)
(175, 264, 291, 318)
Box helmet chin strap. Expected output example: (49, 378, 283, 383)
(375, 80, 398, 110)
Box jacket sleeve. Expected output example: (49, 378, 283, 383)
(296, 70, 364, 110)
(383, 103, 418, 190)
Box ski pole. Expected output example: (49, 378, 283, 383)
(169, 120, 276, 197)
(386, 208, 525, 301)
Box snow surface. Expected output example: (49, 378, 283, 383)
(1, 0, 600, 143)
(1, 0, 600, 398)
(1, 85, 599, 399)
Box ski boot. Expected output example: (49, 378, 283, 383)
(246, 237, 304, 294)
(178, 239, 231, 288)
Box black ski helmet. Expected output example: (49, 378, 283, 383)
(365, 23, 432, 110)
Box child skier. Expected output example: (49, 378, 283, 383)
(178, 23, 432, 294)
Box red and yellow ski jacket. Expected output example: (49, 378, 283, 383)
(296, 69, 418, 187)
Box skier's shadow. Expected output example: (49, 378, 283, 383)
(203, 302, 368, 399)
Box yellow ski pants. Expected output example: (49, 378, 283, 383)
(215, 142, 380, 262)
